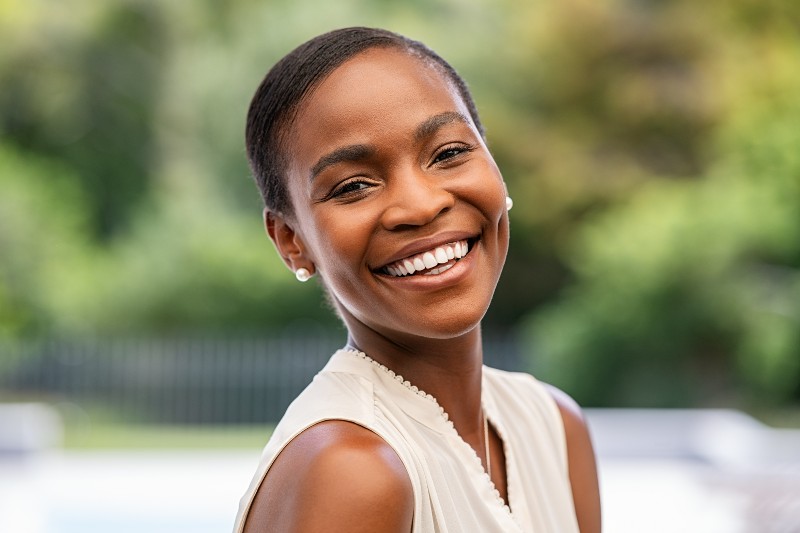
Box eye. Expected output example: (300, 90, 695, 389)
(432, 144, 474, 164)
(330, 178, 374, 199)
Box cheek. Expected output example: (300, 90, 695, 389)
(284, 176, 352, 272)
(489, 179, 508, 218)
(473, 164, 510, 259)
(468, 164, 507, 222)
(306, 209, 372, 277)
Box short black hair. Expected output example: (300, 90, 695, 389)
(245, 27, 484, 217)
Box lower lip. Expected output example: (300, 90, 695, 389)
(375, 242, 479, 292)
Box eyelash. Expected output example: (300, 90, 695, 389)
(328, 178, 373, 200)
(433, 143, 474, 164)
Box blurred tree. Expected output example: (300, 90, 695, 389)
(0, 144, 95, 336)
(0, 1, 168, 239)
(1, 0, 798, 409)
(523, 3, 800, 406)
(484, 0, 723, 326)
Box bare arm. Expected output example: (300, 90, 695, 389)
(547, 385, 602, 533)
(243, 420, 414, 533)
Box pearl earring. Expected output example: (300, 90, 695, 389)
(295, 267, 312, 282)
(506, 196, 513, 211)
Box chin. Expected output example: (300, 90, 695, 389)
(381, 297, 492, 342)
(420, 310, 488, 339)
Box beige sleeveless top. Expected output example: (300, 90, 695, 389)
(233, 349, 580, 532)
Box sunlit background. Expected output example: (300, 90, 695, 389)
(1, 0, 799, 531)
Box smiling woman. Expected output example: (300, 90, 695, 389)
(235, 27, 600, 533)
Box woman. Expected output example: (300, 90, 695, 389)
(235, 27, 601, 533)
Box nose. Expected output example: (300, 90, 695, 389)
(380, 169, 454, 230)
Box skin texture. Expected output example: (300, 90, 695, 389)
(244, 47, 601, 532)
(549, 386, 603, 533)
(244, 420, 414, 533)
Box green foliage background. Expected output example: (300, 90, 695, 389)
(1, 0, 798, 408)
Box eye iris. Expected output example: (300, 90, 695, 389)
(340, 181, 366, 194)
(436, 147, 461, 162)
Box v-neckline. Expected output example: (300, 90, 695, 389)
(329, 349, 520, 524)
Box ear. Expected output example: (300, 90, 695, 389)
(264, 208, 314, 274)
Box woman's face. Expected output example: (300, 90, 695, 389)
(277, 47, 509, 341)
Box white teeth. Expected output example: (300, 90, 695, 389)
(382, 239, 473, 277)
(422, 252, 437, 269)
(424, 263, 455, 276)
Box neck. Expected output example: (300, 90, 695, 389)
(345, 322, 485, 439)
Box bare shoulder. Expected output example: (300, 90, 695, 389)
(243, 420, 413, 533)
(545, 384, 602, 533)
(544, 384, 588, 437)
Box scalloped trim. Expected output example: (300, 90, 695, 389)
(341, 348, 516, 519)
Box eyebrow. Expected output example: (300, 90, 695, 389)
(310, 144, 374, 181)
(413, 111, 472, 143)
(308, 111, 472, 181)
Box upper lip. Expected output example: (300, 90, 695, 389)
(373, 231, 479, 270)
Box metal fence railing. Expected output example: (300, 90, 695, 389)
(0, 332, 522, 424)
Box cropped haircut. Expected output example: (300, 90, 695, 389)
(245, 27, 485, 217)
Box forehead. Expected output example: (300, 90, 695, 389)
(285, 47, 472, 172)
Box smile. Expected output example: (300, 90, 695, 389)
(381, 239, 473, 277)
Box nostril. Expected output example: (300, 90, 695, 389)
(381, 186, 454, 230)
